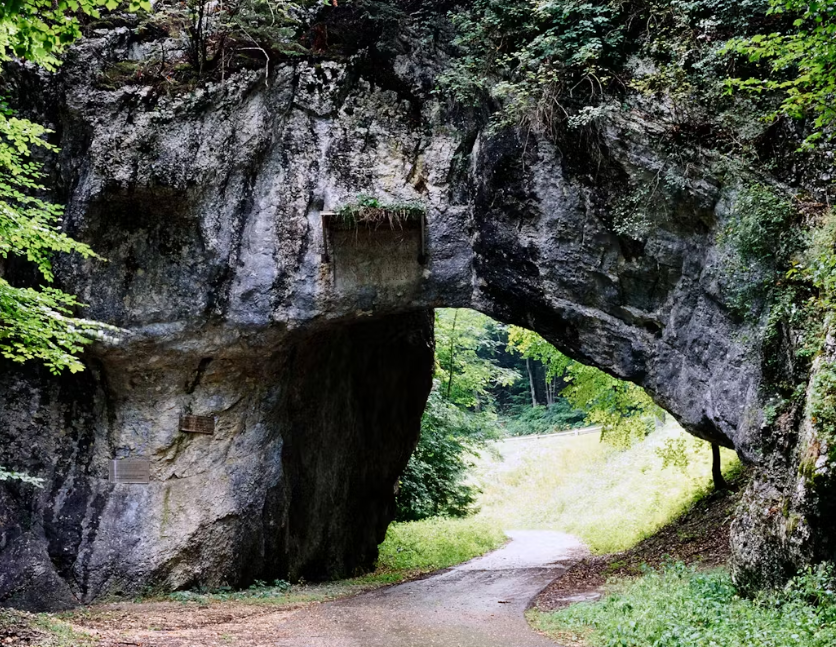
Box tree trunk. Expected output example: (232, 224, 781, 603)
(712, 443, 728, 490)
(526, 358, 538, 407)
(545, 375, 555, 406)
(446, 310, 459, 400)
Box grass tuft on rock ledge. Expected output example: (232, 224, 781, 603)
(334, 195, 425, 229)
(530, 563, 836, 647)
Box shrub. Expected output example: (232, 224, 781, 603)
(396, 388, 496, 521)
(502, 401, 587, 436)
(377, 516, 506, 573)
(532, 563, 836, 647)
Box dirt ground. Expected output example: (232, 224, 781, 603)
(58, 531, 584, 647)
(0, 609, 47, 645)
(69, 602, 302, 647)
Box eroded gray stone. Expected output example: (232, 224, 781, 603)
(0, 8, 828, 609)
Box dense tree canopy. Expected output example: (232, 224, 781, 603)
(507, 327, 660, 448)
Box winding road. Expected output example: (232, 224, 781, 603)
(274, 530, 586, 647)
(83, 531, 586, 646)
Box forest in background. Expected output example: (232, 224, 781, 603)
(395, 308, 672, 521)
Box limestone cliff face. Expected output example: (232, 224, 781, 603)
(0, 9, 828, 609)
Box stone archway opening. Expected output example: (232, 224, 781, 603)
(0, 20, 828, 609)
(394, 307, 739, 554)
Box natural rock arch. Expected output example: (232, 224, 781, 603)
(0, 18, 829, 610)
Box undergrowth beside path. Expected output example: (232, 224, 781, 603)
(528, 466, 836, 647)
(531, 564, 836, 647)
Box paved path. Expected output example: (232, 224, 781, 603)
(274, 530, 586, 647)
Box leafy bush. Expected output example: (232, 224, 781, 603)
(721, 184, 799, 269)
(438, 0, 630, 131)
(396, 387, 497, 521)
(502, 400, 587, 436)
(377, 516, 506, 573)
(395, 310, 515, 522)
(532, 563, 836, 647)
(718, 184, 800, 317)
(725, 0, 836, 147)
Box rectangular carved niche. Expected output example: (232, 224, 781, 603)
(109, 457, 151, 484)
(179, 415, 215, 435)
(320, 211, 427, 265)
(320, 211, 427, 290)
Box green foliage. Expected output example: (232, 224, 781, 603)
(0, 0, 150, 72)
(725, 0, 836, 147)
(564, 362, 658, 448)
(0, 2, 120, 373)
(0, 274, 118, 374)
(0, 465, 44, 487)
(438, 0, 629, 131)
(334, 195, 425, 228)
(502, 400, 587, 436)
(532, 562, 836, 647)
(507, 325, 572, 380)
(727, 199, 836, 408)
(437, 0, 780, 140)
(508, 326, 659, 448)
(395, 310, 514, 521)
(377, 516, 506, 573)
(722, 184, 798, 267)
(718, 184, 799, 317)
(809, 362, 836, 464)
(778, 208, 836, 367)
(167, 579, 292, 603)
(147, 0, 310, 83)
(656, 435, 696, 469)
(436, 309, 519, 408)
(396, 387, 495, 521)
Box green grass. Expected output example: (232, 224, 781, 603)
(0, 608, 98, 647)
(530, 563, 836, 647)
(376, 516, 507, 573)
(32, 614, 100, 646)
(473, 421, 740, 553)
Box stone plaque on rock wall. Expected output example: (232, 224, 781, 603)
(109, 458, 150, 484)
(179, 415, 215, 434)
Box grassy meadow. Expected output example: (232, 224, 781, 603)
(374, 419, 739, 573)
(377, 516, 507, 573)
(472, 420, 739, 553)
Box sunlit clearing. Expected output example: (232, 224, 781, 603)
(472, 419, 740, 553)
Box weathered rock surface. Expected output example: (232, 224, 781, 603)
(0, 7, 831, 609)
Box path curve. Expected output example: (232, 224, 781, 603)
(274, 530, 586, 647)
